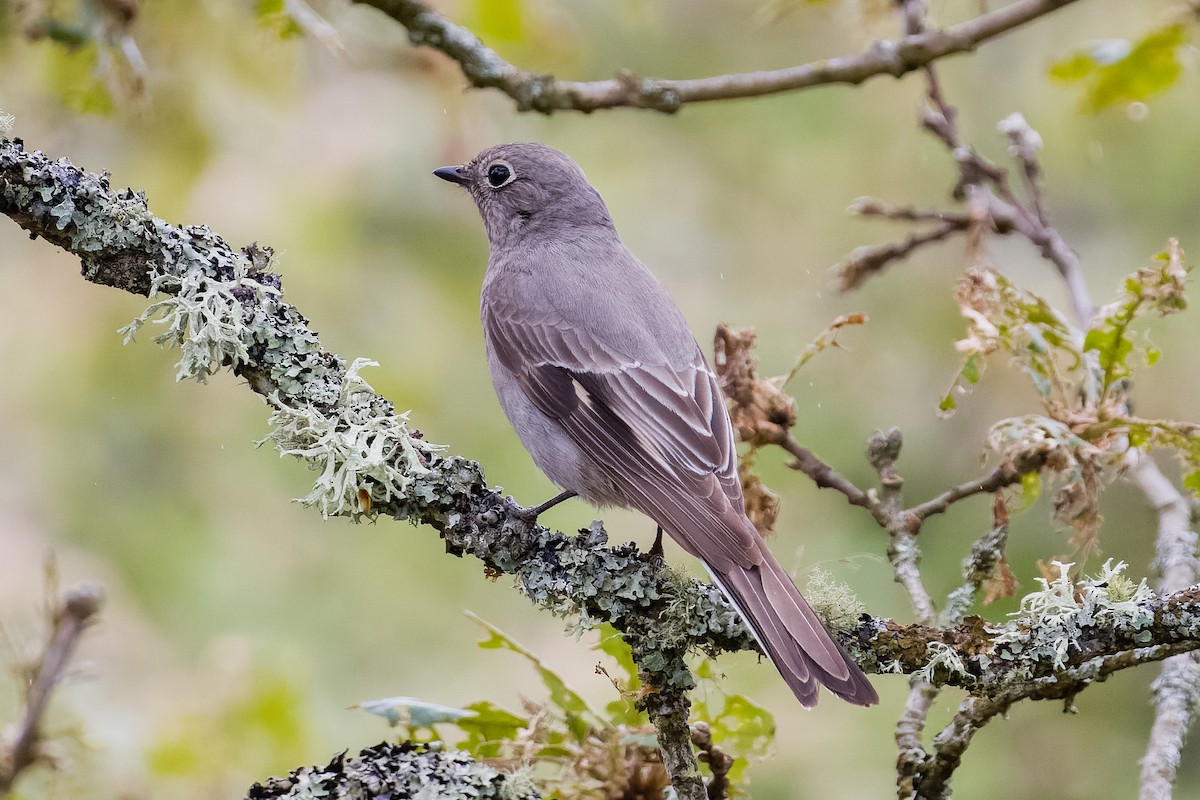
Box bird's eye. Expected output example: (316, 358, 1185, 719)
(486, 162, 515, 188)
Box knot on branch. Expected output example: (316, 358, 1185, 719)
(615, 71, 683, 113)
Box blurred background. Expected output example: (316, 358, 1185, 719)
(1, 1, 1198, 797)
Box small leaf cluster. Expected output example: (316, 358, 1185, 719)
(357, 618, 775, 798)
(1049, 24, 1191, 112)
(944, 242, 1196, 549)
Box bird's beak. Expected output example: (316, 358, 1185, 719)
(433, 165, 470, 186)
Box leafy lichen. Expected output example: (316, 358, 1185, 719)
(260, 358, 437, 518)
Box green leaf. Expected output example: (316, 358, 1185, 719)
(1184, 470, 1200, 496)
(960, 353, 981, 384)
(255, 0, 303, 38)
(1019, 471, 1042, 508)
(595, 624, 647, 727)
(1047, 52, 1097, 82)
(468, 0, 525, 42)
(594, 623, 639, 682)
(466, 611, 604, 741)
(456, 701, 528, 759)
(1050, 25, 1189, 111)
(1127, 423, 1151, 449)
(44, 45, 114, 116)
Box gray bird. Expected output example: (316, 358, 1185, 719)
(434, 143, 877, 708)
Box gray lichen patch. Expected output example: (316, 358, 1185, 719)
(244, 741, 540, 800)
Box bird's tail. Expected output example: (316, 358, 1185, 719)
(710, 554, 878, 708)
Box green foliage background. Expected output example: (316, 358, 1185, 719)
(0, 1, 1198, 798)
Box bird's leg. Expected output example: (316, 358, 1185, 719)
(647, 526, 665, 560)
(515, 490, 578, 521)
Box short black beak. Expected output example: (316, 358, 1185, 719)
(433, 165, 470, 186)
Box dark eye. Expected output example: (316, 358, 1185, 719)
(487, 163, 513, 188)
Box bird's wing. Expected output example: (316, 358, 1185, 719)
(484, 302, 752, 570)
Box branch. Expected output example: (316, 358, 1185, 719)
(353, 0, 1084, 113)
(1130, 451, 1200, 799)
(849, 584, 1200, 697)
(244, 741, 538, 799)
(0, 583, 105, 795)
(906, 456, 1044, 523)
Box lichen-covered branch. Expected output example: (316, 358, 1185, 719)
(0, 583, 105, 795)
(353, 0, 1083, 113)
(244, 741, 539, 799)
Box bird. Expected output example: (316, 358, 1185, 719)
(434, 143, 877, 708)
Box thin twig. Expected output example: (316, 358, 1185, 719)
(645, 691, 705, 800)
(918, 696, 1009, 799)
(867, 428, 939, 624)
(1129, 451, 1200, 800)
(849, 197, 971, 225)
(778, 436, 878, 516)
(0, 583, 104, 795)
(895, 679, 938, 799)
(836, 218, 969, 292)
(353, 0, 1084, 113)
(907, 456, 1043, 523)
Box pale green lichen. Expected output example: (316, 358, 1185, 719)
(804, 567, 867, 631)
(0, 111, 14, 137)
(120, 250, 269, 382)
(990, 560, 1155, 670)
(916, 641, 969, 683)
(260, 358, 437, 518)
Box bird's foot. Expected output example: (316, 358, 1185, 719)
(640, 526, 666, 563)
(513, 490, 578, 522)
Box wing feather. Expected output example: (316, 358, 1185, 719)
(484, 304, 751, 569)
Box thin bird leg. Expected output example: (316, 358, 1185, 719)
(648, 526, 665, 559)
(515, 489, 578, 520)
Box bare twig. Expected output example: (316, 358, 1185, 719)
(907, 456, 1044, 523)
(836, 218, 970, 292)
(867, 428, 940, 625)
(918, 696, 1009, 799)
(646, 691, 705, 800)
(0, 583, 105, 795)
(778, 436, 879, 517)
(1130, 451, 1200, 800)
(895, 680, 938, 799)
(849, 197, 971, 225)
(353, 0, 1083, 113)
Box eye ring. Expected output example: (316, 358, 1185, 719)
(486, 160, 516, 189)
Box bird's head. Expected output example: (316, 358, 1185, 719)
(434, 143, 614, 248)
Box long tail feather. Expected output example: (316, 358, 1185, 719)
(712, 557, 878, 708)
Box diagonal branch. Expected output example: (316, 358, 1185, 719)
(354, 0, 1084, 113)
(0, 584, 105, 796)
